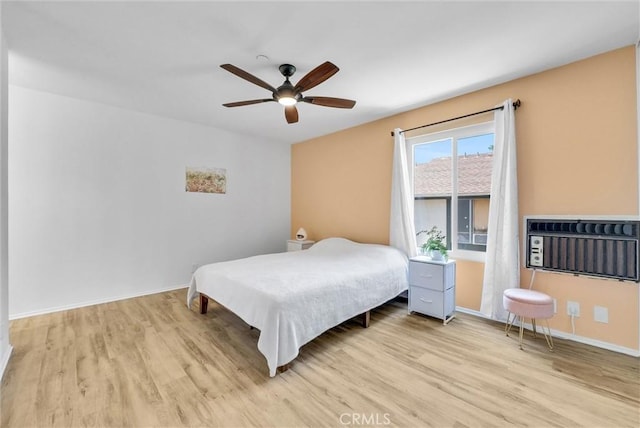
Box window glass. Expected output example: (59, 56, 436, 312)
(457, 133, 494, 251)
(414, 139, 451, 249)
(409, 123, 494, 256)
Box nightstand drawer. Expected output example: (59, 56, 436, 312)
(409, 286, 455, 319)
(409, 261, 445, 290)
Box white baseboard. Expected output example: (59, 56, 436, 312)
(0, 345, 13, 382)
(9, 284, 189, 320)
(455, 307, 489, 319)
(455, 306, 640, 357)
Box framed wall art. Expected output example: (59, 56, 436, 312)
(186, 166, 226, 194)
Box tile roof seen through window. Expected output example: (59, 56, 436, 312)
(414, 153, 492, 197)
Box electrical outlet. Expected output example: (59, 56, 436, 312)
(553, 298, 557, 314)
(567, 301, 580, 317)
(594, 306, 609, 323)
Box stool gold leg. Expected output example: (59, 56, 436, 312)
(505, 312, 515, 336)
(532, 318, 537, 338)
(542, 319, 554, 351)
(518, 316, 525, 350)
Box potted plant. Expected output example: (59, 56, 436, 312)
(417, 226, 448, 261)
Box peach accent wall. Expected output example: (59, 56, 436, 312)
(455, 261, 484, 311)
(291, 46, 638, 351)
(291, 121, 393, 245)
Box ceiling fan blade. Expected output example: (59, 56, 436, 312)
(294, 61, 339, 93)
(285, 105, 299, 124)
(223, 99, 275, 107)
(220, 64, 277, 93)
(302, 96, 356, 109)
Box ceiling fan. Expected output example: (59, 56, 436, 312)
(220, 61, 356, 124)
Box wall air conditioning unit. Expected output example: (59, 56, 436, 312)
(524, 216, 640, 282)
(473, 233, 488, 245)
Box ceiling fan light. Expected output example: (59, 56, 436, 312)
(278, 96, 297, 106)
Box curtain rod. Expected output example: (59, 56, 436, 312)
(391, 99, 521, 137)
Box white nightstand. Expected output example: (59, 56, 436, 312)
(287, 239, 315, 251)
(408, 256, 456, 324)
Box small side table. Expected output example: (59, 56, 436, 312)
(408, 257, 456, 324)
(287, 239, 315, 252)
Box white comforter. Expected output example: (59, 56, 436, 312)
(187, 238, 408, 376)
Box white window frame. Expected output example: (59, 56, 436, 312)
(407, 121, 495, 263)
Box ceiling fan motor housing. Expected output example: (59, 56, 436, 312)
(275, 80, 299, 103)
(274, 64, 299, 103)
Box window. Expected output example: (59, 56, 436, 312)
(408, 122, 494, 259)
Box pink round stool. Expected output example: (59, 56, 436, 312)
(503, 288, 554, 350)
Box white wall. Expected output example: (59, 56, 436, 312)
(0, 2, 12, 379)
(8, 85, 290, 318)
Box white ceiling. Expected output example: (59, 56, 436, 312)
(3, 1, 639, 144)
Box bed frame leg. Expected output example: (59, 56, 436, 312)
(200, 294, 209, 314)
(277, 363, 291, 374)
(362, 310, 370, 328)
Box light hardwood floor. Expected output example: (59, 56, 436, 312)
(1, 289, 638, 427)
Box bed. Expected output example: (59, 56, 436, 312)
(186, 237, 409, 376)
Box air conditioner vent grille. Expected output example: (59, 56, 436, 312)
(525, 218, 639, 282)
